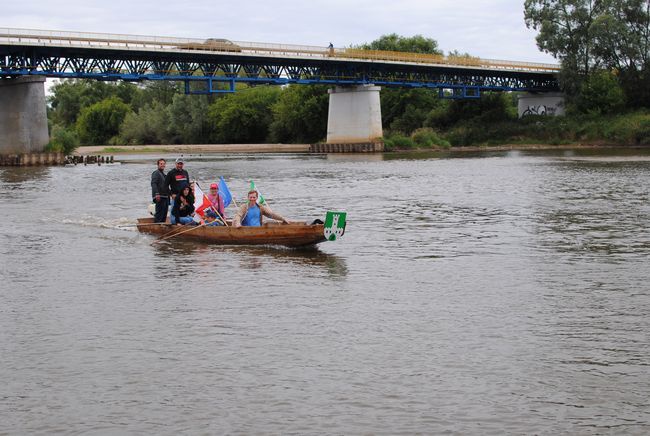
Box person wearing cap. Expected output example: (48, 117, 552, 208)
(204, 182, 226, 224)
(164, 157, 190, 197)
(163, 157, 190, 215)
(150, 158, 168, 222)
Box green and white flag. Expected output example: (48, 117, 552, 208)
(324, 211, 347, 241)
(249, 180, 266, 205)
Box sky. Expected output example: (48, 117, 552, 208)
(2, 0, 556, 64)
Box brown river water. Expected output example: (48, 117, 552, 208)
(1, 148, 649, 434)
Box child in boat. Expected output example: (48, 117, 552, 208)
(204, 182, 226, 225)
(170, 184, 196, 225)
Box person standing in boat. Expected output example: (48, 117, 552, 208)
(233, 190, 290, 227)
(164, 157, 190, 220)
(164, 157, 190, 202)
(170, 184, 197, 225)
(151, 158, 168, 223)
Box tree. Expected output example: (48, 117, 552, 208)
(119, 100, 171, 144)
(574, 70, 626, 114)
(590, 0, 650, 106)
(525, 0, 650, 107)
(425, 92, 516, 129)
(167, 94, 213, 144)
(49, 80, 139, 126)
(381, 88, 441, 134)
(269, 85, 329, 143)
(208, 86, 281, 143)
(524, 0, 603, 95)
(76, 96, 131, 145)
(356, 34, 444, 135)
(359, 33, 443, 54)
(131, 81, 181, 111)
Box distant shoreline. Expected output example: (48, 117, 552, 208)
(75, 144, 311, 155)
(75, 142, 647, 155)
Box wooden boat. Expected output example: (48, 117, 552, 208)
(136, 217, 328, 247)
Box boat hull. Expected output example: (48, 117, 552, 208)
(136, 218, 327, 247)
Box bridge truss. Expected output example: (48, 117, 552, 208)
(0, 29, 560, 98)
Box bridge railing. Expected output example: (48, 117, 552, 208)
(337, 48, 559, 72)
(0, 27, 560, 73)
(0, 27, 202, 50)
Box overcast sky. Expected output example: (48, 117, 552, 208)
(2, 0, 556, 64)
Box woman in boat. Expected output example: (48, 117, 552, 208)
(233, 190, 290, 228)
(170, 183, 196, 225)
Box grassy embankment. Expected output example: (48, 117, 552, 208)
(73, 112, 650, 154)
(383, 111, 650, 151)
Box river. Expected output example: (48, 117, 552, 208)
(1, 148, 649, 434)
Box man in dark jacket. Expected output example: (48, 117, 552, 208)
(164, 157, 190, 198)
(151, 158, 168, 222)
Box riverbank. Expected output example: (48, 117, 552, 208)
(75, 143, 310, 155)
(75, 141, 649, 156)
(430, 142, 650, 152)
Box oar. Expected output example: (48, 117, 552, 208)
(119, 222, 169, 228)
(152, 222, 207, 244)
(202, 197, 228, 227)
(209, 205, 228, 227)
(151, 225, 181, 243)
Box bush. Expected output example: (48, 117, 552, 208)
(411, 127, 450, 148)
(383, 133, 416, 150)
(45, 124, 79, 154)
(601, 111, 650, 144)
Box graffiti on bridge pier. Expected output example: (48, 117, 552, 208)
(522, 104, 558, 117)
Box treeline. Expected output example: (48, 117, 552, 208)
(46, 80, 329, 153)
(46, 3, 650, 153)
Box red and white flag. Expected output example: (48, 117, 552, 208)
(193, 183, 212, 218)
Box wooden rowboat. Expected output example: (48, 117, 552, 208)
(136, 217, 328, 247)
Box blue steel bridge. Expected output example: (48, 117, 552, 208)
(0, 28, 560, 98)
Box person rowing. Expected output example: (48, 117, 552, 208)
(233, 190, 290, 228)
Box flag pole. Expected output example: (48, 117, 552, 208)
(219, 176, 238, 209)
(195, 181, 228, 226)
(207, 202, 228, 227)
(198, 200, 228, 226)
(250, 180, 271, 209)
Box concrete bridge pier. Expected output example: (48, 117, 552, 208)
(0, 76, 49, 154)
(518, 92, 565, 118)
(327, 85, 383, 145)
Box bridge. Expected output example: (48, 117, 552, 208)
(0, 28, 562, 154)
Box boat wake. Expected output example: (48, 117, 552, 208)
(58, 216, 140, 230)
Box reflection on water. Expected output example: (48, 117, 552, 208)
(0, 166, 51, 184)
(1, 148, 650, 434)
(152, 240, 348, 278)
